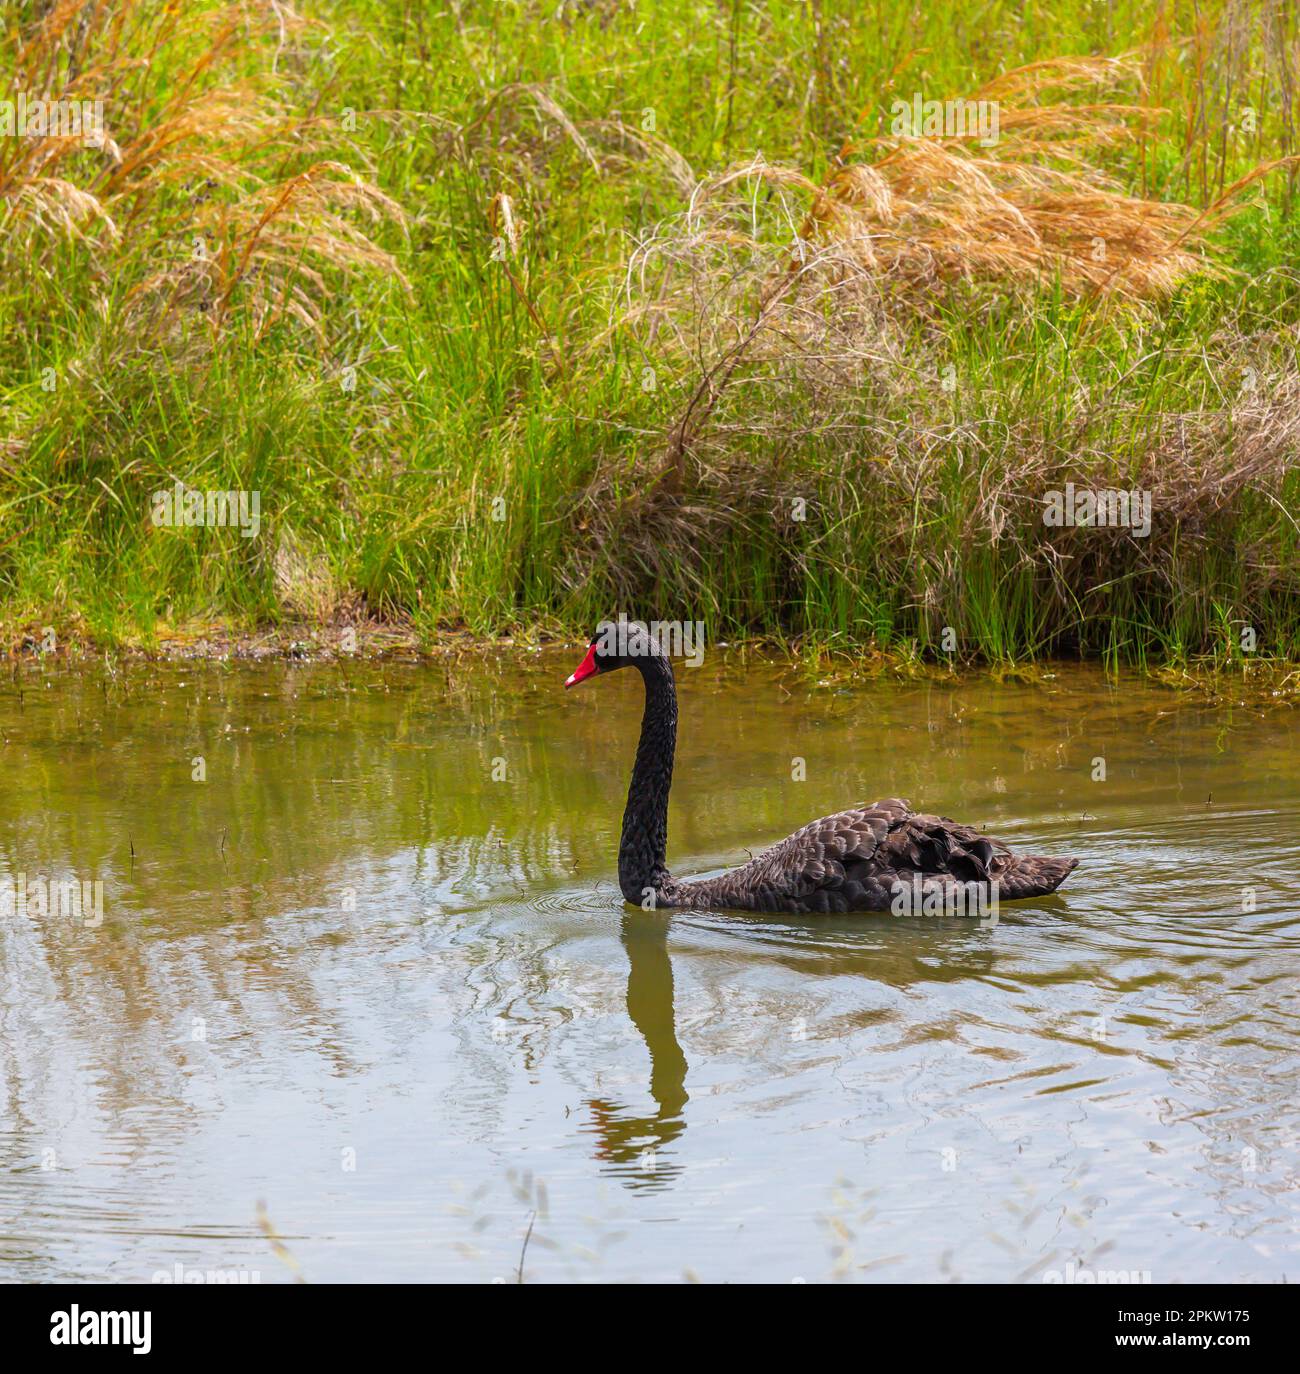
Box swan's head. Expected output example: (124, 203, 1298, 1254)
(564, 621, 663, 689)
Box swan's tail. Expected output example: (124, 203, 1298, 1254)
(997, 855, 1079, 900)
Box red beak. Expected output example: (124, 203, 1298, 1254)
(565, 642, 600, 689)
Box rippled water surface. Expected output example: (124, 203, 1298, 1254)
(1, 653, 1297, 1283)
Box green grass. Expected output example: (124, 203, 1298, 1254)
(1, 0, 1297, 664)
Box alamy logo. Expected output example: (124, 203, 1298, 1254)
(1043, 483, 1152, 537)
(890, 94, 1000, 146)
(151, 1263, 261, 1284)
(50, 1307, 151, 1354)
(1043, 1261, 1152, 1284)
(2, 873, 103, 927)
(890, 875, 999, 928)
(595, 614, 706, 667)
(151, 482, 261, 539)
(1, 93, 105, 146)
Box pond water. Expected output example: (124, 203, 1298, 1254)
(1, 652, 1297, 1283)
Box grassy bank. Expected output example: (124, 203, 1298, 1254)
(2, 0, 1298, 665)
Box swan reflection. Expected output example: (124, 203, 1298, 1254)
(585, 913, 688, 1189)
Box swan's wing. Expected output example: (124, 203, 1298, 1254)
(678, 797, 1075, 911)
(879, 814, 1078, 898)
(872, 811, 1015, 883)
(751, 796, 914, 898)
(810, 807, 1072, 893)
(756, 800, 1031, 899)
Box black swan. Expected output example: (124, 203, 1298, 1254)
(566, 628, 1079, 914)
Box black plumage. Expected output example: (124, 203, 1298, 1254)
(569, 632, 1078, 915)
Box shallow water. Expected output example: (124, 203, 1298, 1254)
(1, 652, 1297, 1283)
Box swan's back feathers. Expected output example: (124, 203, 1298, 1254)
(667, 797, 1078, 914)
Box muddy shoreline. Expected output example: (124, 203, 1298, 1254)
(4, 615, 1297, 707)
(2, 617, 535, 664)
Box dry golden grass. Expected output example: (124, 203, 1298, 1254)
(549, 57, 1300, 649)
(0, 0, 406, 341)
(699, 56, 1278, 304)
(605, 57, 1300, 494)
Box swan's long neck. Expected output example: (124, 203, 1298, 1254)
(617, 654, 677, 905)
